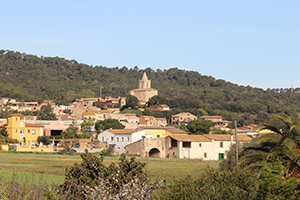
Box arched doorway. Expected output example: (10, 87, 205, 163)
(149, 148, 160, 158)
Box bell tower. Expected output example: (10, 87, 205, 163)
(139, 72, 151, 89)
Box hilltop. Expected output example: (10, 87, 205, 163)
(1, 50, 300, 126)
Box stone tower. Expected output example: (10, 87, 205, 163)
(139, 72, 151, 89)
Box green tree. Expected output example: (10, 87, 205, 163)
(80, 117, 95, 138)
(186, 119, 215, 134)
(37, 105, 57, 120)
(125, 95, 139, 108)
(95, 119, 125, 132)
(212, 128, 231, 134)
(63, 151, 148, 197)
(0, 127, 8, 143)
(61, 120, 79, 139)
(240, 113, 300, 177)
(37, 135, 51, 145)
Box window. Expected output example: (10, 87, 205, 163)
(121, 137, 124, 142)
(220, 142, 223, 148)
(117, 137, 119, 142)
(204, 153, 207, 158)
(182, 142, 191, 148)
(16, 129, 18, 133)
(16, 118, 18, 122)
(162, 147, 164, 150)
(32, 141, 35, 146)
(171, 138, 177, 147)
(32, 130, 36, 135)
(20, 129, 24, 137)
(28, 129, 30, 133)
(102, 137, 104, 141)
(28, 141, 30, 146)
(199, 143, 202, 147)
(111, 137, 114, 141)
(157, 135, 160, 138)
(127, 137, 130, 141)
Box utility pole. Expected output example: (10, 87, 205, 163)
(235, 120, 238, 163)
(99, 85, 102, 99)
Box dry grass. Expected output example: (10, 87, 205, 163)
(0, 151, 218, 184)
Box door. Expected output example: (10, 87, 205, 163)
(218, 153, 224, 161)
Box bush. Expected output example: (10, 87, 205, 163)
(37, 136, 51, 145)
(61, 151, 151, 198)
(58, 149, 67, 155)
(100, 145, 115, 157)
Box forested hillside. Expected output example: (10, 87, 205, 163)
(1, 50, 300, 126)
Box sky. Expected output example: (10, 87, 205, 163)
(1, 1, 300, 89)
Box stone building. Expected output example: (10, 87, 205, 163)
(129, 72, 158, 105)
(125, 134, 251, 160)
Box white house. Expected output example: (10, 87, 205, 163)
(98, 129, 153, 153)
(125, 134, 252, 160)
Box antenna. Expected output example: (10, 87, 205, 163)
(99, 85, 102, 99)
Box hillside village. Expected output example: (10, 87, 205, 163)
(0, 73, 267, 160)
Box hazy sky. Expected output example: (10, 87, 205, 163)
(1, 1, 299, 89)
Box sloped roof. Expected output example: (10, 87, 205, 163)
(107, 129, 142, 134)
(169, 135, 212, 142)
(141, 126, 187, 134)
(25, 123, 44, 128)
(129, 88, 158, 92)
(201, 116, 222, 119)
(203, 134, 251, 141)
(8, 114, 25, 117)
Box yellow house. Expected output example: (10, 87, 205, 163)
(144, 127, 188, 138)
(6, 114, 43, 146)
(140, 116, 156, 126)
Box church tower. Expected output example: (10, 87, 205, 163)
(139, 72, 151, 89)
(129, 72, 158, 105)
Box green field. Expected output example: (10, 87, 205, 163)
(0, 151, 218, 185)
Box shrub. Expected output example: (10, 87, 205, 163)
(37, 136, 51, 145)
(58, 149, 67, 155)
(61, 151, 151, 198)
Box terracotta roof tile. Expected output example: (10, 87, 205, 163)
(108, 129, 142, 134)
(169, 135, 212, 142)
(203, 134, 251, 141)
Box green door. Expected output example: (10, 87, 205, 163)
(218, 153, 224, 161)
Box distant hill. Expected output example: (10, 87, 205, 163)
(1, 50, 300, 126)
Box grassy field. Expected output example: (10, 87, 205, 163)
(0, 151, 218, 185)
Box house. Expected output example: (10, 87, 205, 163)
(94, 96, 125, 108)
(129, 72, 158, 105)
(5, 114, 44, 146)
(202, 134, 251, 160)
(0, 98, 16, 106)
(154, 104, 171, 111)
(139, 116, 167, 127)
(139, 116, 156, 126)
(171, 112, 197, 125)
(143, 126, 187, 138)
(125, 133, 251, 160)
(74, 98, 98, 106)
(98, 129, 151, 153)
(201, 116, 231, 128)
(0, 114, 54, 152)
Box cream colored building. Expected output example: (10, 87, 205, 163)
(129, 72, 158, 105)
(125, 134, 251, 160)
(171, 112, 197, 125)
